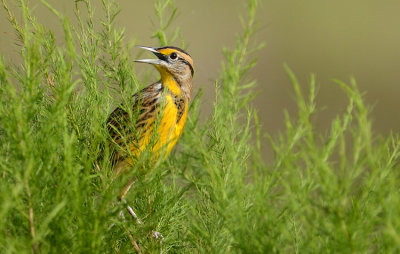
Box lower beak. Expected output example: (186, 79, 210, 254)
(134, 58, 162, 65)
(135, 45, 163, 65)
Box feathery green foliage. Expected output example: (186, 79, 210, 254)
(1, 0, 400, 253)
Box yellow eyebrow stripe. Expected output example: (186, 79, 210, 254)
(157, 48, 176, 55)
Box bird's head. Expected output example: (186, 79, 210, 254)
(135, 46, 194, 88)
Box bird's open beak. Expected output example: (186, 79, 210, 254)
(135, 45, 164, 65)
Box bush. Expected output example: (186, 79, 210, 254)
(1, 0, 399, 253)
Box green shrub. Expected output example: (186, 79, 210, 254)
(1, 0, 399, 253)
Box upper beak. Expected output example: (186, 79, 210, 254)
(135, 45, 163, 65)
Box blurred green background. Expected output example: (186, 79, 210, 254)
(1, 0, 399, 152)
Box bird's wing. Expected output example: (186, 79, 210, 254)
(106, 82, 163, 162)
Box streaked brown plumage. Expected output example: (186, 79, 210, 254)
(107, 81, 164, 168)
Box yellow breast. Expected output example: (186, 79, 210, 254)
(128, 94, 188, 163)
(153, 94, 188, 158)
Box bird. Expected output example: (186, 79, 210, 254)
(106, 45, 194, 226)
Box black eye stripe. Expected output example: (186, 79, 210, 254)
(157, 51, 194, 76)
(179, 58, 194, 76)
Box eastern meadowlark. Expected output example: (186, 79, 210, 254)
(106, 45, 194, 230)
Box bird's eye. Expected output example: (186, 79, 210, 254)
(170, 52, 178, 60)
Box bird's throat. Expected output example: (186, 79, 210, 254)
(157, 68, 182, 97)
